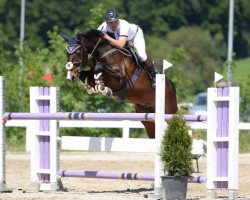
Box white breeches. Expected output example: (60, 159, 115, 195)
(132, 27, 147, 61)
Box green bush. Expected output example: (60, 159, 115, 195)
(160, 113, 193, 176)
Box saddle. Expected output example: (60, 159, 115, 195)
(107, 32, 142, 68)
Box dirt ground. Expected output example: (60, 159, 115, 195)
(1, 152, 250, 200)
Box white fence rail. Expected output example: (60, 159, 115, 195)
(5, 120, 250, 152)
(5, 120, 250, 133)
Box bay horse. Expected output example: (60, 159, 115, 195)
(60, 29, 178, 138)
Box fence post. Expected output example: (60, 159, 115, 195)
(206, 87, 239, 199)
(0, 76, 6, 191)
(154, 74, 166, 197)
(29, 86, 60, 191)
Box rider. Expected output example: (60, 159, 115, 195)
(98, 8, 158, 88)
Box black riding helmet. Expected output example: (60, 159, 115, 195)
(105, 9, 119, 23)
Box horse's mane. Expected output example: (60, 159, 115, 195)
(77, 29, 116, 49)
(82, 29, 102, 38)
(79, 29, 116, 40)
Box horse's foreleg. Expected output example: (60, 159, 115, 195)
(80, 77, 98, 94)
(93, 62, 113, 97)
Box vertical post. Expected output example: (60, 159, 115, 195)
(207, 87, 218, 198)
(0, 76, 6, 191)
(154, 74, 165, 197)
(29, 87, 59, 191)
(122, 120, 130, 139)
(18, 0, 26, 110)
(227, 0, 234, 87)
(207, 87, 239, 199)
(228, 87, 239, 199)
(49, 87, 60, 190)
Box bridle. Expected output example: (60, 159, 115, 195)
(65, 43, 85, 79)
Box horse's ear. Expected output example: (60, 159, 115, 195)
(76, 33, 82, 43)
(76, 33, 81, 39)
(59, 32, 71, 42)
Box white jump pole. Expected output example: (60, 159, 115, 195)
(154, 74, 166, 196)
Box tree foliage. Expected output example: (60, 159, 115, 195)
(147, 26, 225, 98)
(0, 1, 250, 148)
(240, 75, 250, 121)
(1, 1, 250, 58)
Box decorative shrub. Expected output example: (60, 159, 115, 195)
(160, 113, 193, 176)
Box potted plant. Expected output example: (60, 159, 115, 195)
(160, 112, 193, 200)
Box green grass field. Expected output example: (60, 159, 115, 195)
(234, 58, 250, 153)
(221, 57, 250, 86)
(232, 58, 250, 84)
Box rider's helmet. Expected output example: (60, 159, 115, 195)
(105, 9, 119, 23)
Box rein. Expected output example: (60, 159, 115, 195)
(88, 38, 102, 59)
(90, 36, 132, 60)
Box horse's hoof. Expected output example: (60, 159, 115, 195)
(103, 87, 113, 97)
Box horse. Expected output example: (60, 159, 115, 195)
(60, 29, 178, 138)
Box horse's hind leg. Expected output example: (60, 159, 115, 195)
(140, 121, 155, 139)
(135, 104, 155, 138)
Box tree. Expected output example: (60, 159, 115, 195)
(148, 26, 225, 98)
(240, 75, 250, 121)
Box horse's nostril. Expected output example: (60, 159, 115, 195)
(71, 76, 76, 82)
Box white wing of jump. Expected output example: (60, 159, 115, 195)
(214, 72, 223, 83)
(163, 59, 172, 73)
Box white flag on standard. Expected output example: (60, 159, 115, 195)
(214, 72, 223, 83)
(163, 59, 172, 72)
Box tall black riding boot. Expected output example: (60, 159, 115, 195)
(142, 57, 158, 88)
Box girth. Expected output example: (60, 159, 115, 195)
(112, 66, 144, 101)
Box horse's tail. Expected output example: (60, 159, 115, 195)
(165, 77, 176, 93)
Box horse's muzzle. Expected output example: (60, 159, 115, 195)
(66, 62, 76, 82)
(67, 71, 76, 82)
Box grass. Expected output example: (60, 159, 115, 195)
(239, 131, 250, 153)
(234, 58, 250, 82)
(222, 57, 250, 85)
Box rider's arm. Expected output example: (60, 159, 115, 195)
(103, 33, 127, 49)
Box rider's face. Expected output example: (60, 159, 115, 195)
(107, 20, 119, 31)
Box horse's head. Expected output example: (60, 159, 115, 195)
(60, 32, 88, 82)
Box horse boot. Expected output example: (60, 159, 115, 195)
(142, 57, 158, 88)
(94, 62, 104, 87)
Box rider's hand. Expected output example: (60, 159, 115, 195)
(101, 32, 109, 40)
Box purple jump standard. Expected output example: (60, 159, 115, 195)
(3, 112, 207, 122)
(57, 170, 207, 183)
